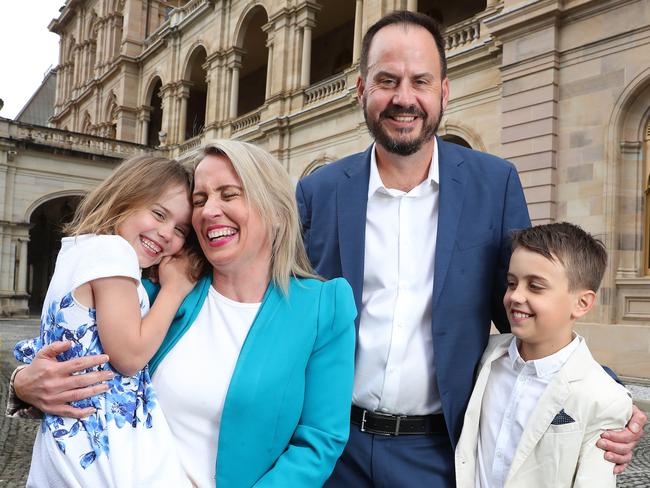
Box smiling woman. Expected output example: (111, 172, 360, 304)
(10, 140, 358, 488)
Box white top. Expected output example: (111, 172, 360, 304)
(476, 334, 581, 488)
(25, 234, 190, 488)
(48, 234, 148, 311)
(352, 140, 441, 415)
(153, 286, 260, 488)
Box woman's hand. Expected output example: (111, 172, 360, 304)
(158, 251, 196, 297)
(14, 341, 112, 418)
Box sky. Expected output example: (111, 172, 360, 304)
(0, 1, 64, 119)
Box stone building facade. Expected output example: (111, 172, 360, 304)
(1, 0, 649, 378)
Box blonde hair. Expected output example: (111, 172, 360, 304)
(64, 155, 204, 279)
(197, 140, 320, 292)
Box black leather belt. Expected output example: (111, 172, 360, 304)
(351, 405, 447, 436)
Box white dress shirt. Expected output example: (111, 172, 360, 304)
(476, 334, 581, 488)
(153, 286, 260, 488)
(352, 141, 441, 415)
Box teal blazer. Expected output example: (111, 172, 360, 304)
(144, 275, 357, 487)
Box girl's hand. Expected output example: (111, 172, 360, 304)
(158, 251, 196, 297)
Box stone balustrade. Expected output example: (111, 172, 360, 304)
(444, 21, 481, 51)
(231, 110, 261, 133)
(176, 134, 203, 155)
(6, 122, 149, 157)
(304, 74, 347, 106)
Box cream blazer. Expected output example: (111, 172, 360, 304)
(455, 334, 632, 488)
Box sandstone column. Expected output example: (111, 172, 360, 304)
(353, 0, 364, 63)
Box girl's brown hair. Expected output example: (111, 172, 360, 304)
(64, 155, 204, 279)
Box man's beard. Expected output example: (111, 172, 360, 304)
(363, 98, 442, 156)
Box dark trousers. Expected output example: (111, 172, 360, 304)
(325, 424, 456, 488)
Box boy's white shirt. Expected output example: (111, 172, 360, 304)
(475, 334, 581, 487)
(455, 333, 632, 488)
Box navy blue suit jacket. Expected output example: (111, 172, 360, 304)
(296, 138, 531, 446)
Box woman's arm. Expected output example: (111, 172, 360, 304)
(94, 253, 194, 376)
(253, 279, 357, 487)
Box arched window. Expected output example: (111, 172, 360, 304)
(105, 93, 118, 139)
(237, 7, 268, 116)
(147, 77, 163, 146)
(81, 112, 93, 135)
(87, 13, 99, 83)
(183, 47, 207, 140)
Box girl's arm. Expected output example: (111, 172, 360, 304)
(93, 253, 195, 376)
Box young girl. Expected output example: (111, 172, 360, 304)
(14, 155, 196, 487)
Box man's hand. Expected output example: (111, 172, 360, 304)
(14, 341, 112, 418)
(596, 405, 648, 474)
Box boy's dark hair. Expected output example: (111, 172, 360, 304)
(511, 222, 607, 292)
(359, 10, 447, 80)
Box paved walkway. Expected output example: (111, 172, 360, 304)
(1, 319, 649, 487)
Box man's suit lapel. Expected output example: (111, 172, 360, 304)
(432, 138, 467, 310)
(337, 147, 371, 322)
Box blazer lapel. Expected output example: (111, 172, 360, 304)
(337, 146, 371, 323)
(461, 338, 512, 455)
(506, 374, 571, 481)
(505, 342, 593, 482)
(231, 282, 284, 372)
(432, 138, 467, 310)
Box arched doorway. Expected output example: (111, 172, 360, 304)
(237, 7, 268, 116)
(183, 46, 208, 141)
(147, 77, 163, 146)
(28, 195, 83, 314)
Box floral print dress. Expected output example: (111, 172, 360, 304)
(15, 234, 190, 488)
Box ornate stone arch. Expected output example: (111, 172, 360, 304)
(233, 2, 270, 48)
(81, 111, 93, 134)
(86, 10, 98, 40)
(602, 68, 650, 322)
(65, 36, 76, 63)
(437, 119, 486, 152)
(182, 43, 210, 81)
(143, 74, 164, 105)
(24, 190, 87, 223)
(104, 91, 118, 121)
(300, 154, 336, 179)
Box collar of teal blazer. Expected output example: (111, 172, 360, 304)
(144, 275, 277, 375)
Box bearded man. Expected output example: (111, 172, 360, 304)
(296, 10, 646, 487)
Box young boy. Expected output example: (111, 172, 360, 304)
(455, 222, 632, 488)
